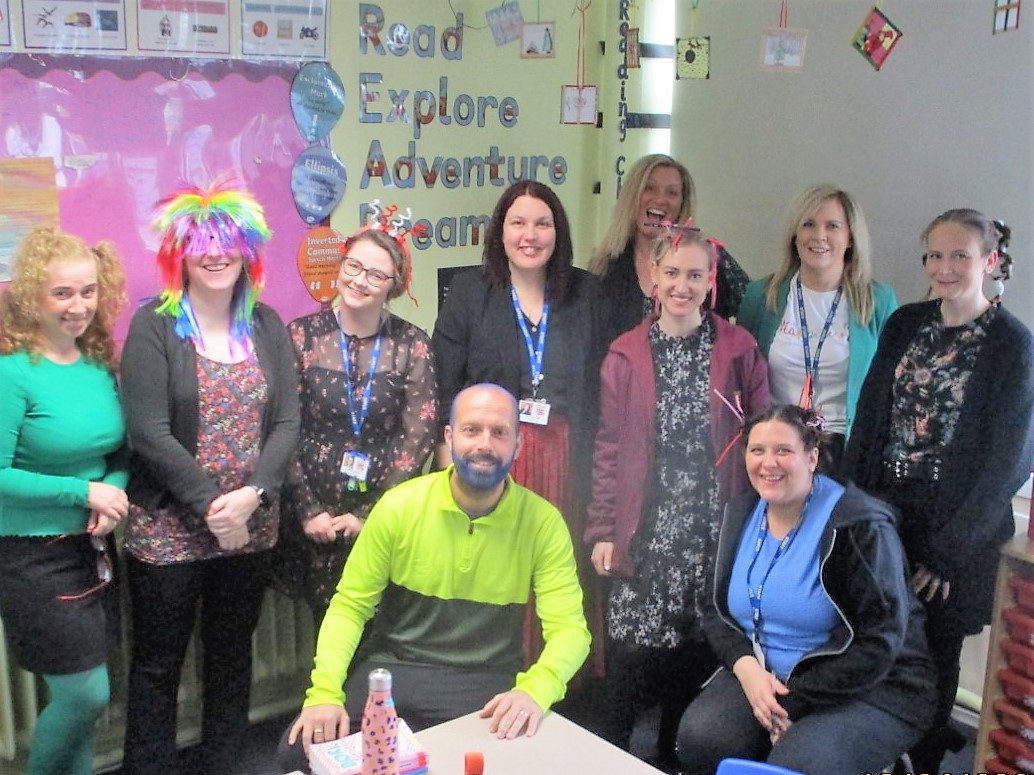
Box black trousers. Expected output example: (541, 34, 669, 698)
(121, 551, 271, 775)
(597, 636, 718, 763)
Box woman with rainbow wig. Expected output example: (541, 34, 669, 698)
(119, 177, 300, 775)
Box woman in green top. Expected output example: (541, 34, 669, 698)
(0, 227, 129, 775)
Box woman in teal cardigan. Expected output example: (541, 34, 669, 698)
(737, 184, 896, 468)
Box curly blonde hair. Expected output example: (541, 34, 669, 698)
(0, 227, 127, 369)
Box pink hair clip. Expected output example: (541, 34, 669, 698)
(714, 389, 746, 468)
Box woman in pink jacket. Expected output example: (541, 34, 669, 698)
(585, 226, 769, 771)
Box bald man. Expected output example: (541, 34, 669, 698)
(279, 384, 590, 770)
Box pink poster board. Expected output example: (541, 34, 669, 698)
(0, 54, 319, 339)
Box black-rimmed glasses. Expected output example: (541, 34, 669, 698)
(48, 534, 113, 601)
(340, 257, 397, 288)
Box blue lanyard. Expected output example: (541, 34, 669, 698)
(745, 495, 810, 652)
(337, 319, 382, 439)
(510, 287, 550, 396)
(794, 274, 843, 403)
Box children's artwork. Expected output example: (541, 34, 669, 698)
(485, 1, 523, 46)
(521, 22, 555, 58)
(852, 6, 903, 71)
(561, 84, 597, 125)
(676, 37, 711, 79)
(994, 0, 1022, 33)
(624, 27, 640, 68)
(759, 28, 807, 72)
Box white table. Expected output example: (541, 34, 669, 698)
(417, 711, 666, 774)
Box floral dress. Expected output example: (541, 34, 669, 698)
(125, 356, 273, 564)
(607, 318, 723, 649)
(279, 308, 437, 618)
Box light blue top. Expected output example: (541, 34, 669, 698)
(728, 474, 845, 682)
(736, 277, 897, 436)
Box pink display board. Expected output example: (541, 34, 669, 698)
(0, 54, 319, 338)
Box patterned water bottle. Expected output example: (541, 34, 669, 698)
(361, 668, 399, 775)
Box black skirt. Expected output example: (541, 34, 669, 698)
(0, 533, 120, 674)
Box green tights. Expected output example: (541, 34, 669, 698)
(28, 665, 109, 775)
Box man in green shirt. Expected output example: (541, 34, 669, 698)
(281, 383, 590, 765)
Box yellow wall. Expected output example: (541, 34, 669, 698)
(325, 2, 609, 332)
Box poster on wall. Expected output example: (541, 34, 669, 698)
(0, 157, 60, 280)
(240, 0, 328, 59)
(22, 0, 128, 51)
(136, 0, 230, 55)
(0, 55, 314, 336)
(0, 0, 11, 46)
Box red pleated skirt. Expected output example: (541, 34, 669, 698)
(511, 416, 605, 679)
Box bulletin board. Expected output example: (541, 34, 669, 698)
(0, 54, 319, 338)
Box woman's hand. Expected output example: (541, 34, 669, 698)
(732, 656, 789, 733)
(206, 487, 258, 550)
(304, 512, 339, 543)
(87, 481, 128, 522)
(912, 564, 951, 602)
(331, 513, 365, 540)
(590, 542, 615, 576)
(87, 510, 120, 538)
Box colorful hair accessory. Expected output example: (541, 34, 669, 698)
(714, 389, 746, 468)
(151, 176, 272, 350)
(345, 200, 428, 303)
(805, 411, 828, 431)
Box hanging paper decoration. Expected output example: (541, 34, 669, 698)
(486, 1, 524, 46)
(852, 5, 903, 71)
(994, 0, 1022, 33)
(290, 62, 345, 143)
(522, 22, 556, 58)
(625, 27, 640, 68)
(760, 1, 808, 73)
(291, 146, 347, 225)
(677, 37, 711, 79)
(561, 1, 597, 125)
(296, 226, 345, 303)
(677, 2, 709, 80)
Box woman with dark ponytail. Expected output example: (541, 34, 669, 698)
(846, 209, 1034, 774)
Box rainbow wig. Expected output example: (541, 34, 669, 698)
(152, 176, 272, 348)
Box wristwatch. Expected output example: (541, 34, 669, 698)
(248, 484, 270, 507)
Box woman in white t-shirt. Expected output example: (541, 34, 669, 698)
(736, 184, 898, 469)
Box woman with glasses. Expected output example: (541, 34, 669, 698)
(0, 226, 128, 775)
(279, 218, 437, 627)
(120, 178, 299, 775)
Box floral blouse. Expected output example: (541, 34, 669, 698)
(885, 303, 996, 464)
(284, 309, 437, 527)
(125, 355, 275, 564)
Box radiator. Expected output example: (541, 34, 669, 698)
(0, 585, 315, 772)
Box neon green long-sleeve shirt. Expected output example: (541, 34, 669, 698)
(304, 468, 590, 713)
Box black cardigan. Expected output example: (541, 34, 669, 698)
(122, 299, 301, 529)
(845, 301, 1034, 631)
